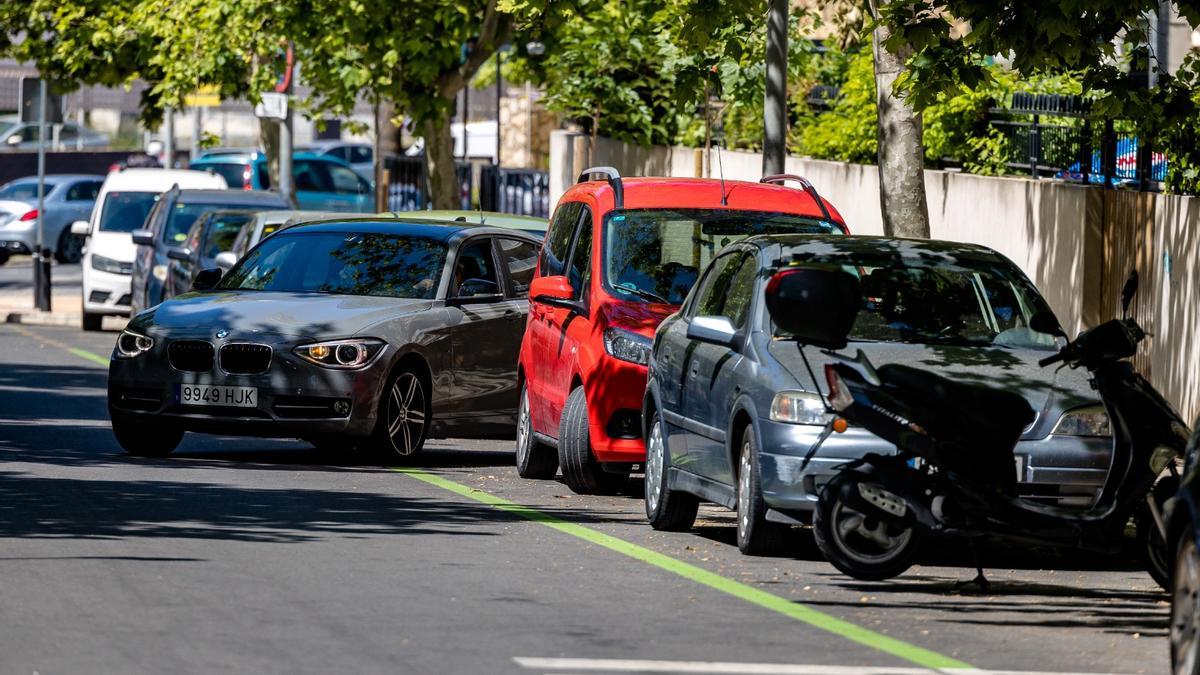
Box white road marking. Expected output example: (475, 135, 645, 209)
(513, 657, 1134, 675)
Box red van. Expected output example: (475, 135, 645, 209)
(515, 168, 848, 494)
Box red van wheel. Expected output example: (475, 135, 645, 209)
(557, 386, 627, 495)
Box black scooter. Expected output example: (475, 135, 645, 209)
(765, 266, 1190, 589)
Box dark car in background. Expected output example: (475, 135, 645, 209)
(298, 141, 374, 180)
(218, 210, 348, 271)
(643, 235, 1112, 555)
(190, 151, 373, 212)
(0, 174, 103, 264)
(130, 188, 290, 314)
(109, 218, 543, 459)
(163, 209, 255, 301)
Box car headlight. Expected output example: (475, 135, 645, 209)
(1052, 405, 1111, 437)
(769, 391, 830, 425)
(115, 330, 154, 359)
(92, 254, 131, 275)
(603, 327, 652, 366)
(294, 338, 385, 369)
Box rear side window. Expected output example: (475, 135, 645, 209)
(540, 201, 582, 276)
(66, 181, 101, 201)
(497, 237, 538, 297)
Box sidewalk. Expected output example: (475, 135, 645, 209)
(0, 258, 125, 330)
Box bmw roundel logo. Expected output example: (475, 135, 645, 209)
(215, 329, 229, 339)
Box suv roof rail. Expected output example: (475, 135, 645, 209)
(577, 166, 624, 209)
(760, 173, 834, 225)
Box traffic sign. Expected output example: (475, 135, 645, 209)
(18, 78, 62, 124)
(185, 85, 221, 108)
(254, 92, 288, 120)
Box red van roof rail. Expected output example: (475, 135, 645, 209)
(577, 166, 624, 209)
(760, 173, 833, 225)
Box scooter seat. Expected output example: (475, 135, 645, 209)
(875, 363, 1036, 443)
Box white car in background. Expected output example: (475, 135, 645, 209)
(74, 168, 226, 331)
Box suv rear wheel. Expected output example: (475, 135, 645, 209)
(558, 386, 626, 495)
(515, 384, 558, 479)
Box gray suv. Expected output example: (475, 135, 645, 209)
(643, 234, 1112, 555)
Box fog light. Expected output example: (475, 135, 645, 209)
(333, 400, 351, 415)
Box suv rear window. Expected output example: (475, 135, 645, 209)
(98, 191, 159, 232)
(603, 209, 838, 305)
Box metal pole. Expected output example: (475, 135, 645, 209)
(462, 85, 470, 161)
(762, 0, 788, 175)
(280, 107, 294, 205)
(34, 80, 50, 311)
(191, 107, 202, 163)
(163, 106, 175, 168)
(495, 49, 502, 168)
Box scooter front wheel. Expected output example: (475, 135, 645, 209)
(813, 474, 921, 581)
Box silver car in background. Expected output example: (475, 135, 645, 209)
(0, 174, 104, 264)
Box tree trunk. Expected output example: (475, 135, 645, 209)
(258, 118, 281, 190)
(871, 9, 930, 238)
(424, 115, 459, 209)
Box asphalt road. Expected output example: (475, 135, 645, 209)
(0, 256, 82, 293)
(0, 322, 1170, 674)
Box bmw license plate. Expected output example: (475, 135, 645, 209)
(177, 384, 258, 408)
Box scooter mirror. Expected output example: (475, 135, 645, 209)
(1029, 310, 1066, 339)
(1121, 270, 1139, 317)
(764, 266, 860, 350)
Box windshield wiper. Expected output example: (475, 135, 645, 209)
(617, 286, 669, 304)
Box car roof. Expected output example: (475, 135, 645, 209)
(300, 140, 369, 150)
(253, 210, 347, 225)
(561, 176, 846, 229)
(748, 233, 1003, 262)
(101, 168, 227, 191)
(278, 217, 542, 243)
(173, 189, 291, 206)
(386, 209, 548, 232)
(192, 152, 354, 168)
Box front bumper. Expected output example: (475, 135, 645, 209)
(583, 355, 650, 463)
(108, 337, 389, 439)
(757, 418, 1111, 514)
(83, 265, 133, 316)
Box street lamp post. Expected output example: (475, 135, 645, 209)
(762, 0, 788, 176)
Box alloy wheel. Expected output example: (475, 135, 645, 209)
(645, 418, 665, 515)
(829, 496, 914, 566)
(1173, 538, 1200, 675)
(516, 388, 532, 465)
(738, 441, 752, 540)
(387, 372, 426, 456)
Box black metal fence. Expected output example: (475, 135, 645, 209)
(478, 166, 552, 217)
(383, 155, 551, 217)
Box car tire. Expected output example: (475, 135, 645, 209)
(1172, 532, 1200, 675)
(82, 311, 103, 332)
(55, 229, 83, 264)
(368, 366, 430, 462)
(1138, 476, 1179, 590)
(644, 411, 698, 531)
(812, 473, 920, 581)
(515, 384, 558, 479)
(112, 417, 183, 457)
(0, 249, 10, 266)
(735, 425, 790, 555)
(558, 385, 626, 495)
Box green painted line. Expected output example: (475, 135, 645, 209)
(394, 467, 972, 671)
(69, 347, 109, 367)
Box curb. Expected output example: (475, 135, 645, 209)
(5, 311, 82, 327)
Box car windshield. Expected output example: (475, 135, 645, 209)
(201, 163, 248, 188)
(778, 248, 1057, 350)
(164, 202, 223, 243)
(0, 181, 56, 200)
(218, 231, 447, 299)
(604, 209, 839, 305)
(98, 191, 159, 233)
(203, 212, 253, 258)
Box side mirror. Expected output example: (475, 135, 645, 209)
(191, 268, 223, 291)
(452, 278, 503, 302)
(214, 251, 238, 272)
(1121, 270, 1139, 317)
(70, 220, 91, 236)
(1029, 310, 1066, 339)
(131, 229, 155, 246)
(529, 275, 574, 303)
(687, 315, 738, 348)
(166, 246, 192, 263)
(764, 266, 860, 350)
